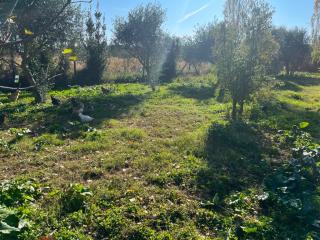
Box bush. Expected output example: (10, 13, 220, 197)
(82, 9, 108, 85)
(160, 39, 180, 83)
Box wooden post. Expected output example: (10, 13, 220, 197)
(73, 61, 77, 80)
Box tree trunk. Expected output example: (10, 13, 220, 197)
(232, 99, 237, 121)
(285, 65, 290, 75)
(21, 55, 46, 103)
(33, 88, 46, 103)
(142, 66, 145, 80)
(238, 100, 244, 119)
(193, 63, 200, 75)
(178, 63, 187, 75)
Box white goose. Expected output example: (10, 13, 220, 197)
(78, 113, 94, 123)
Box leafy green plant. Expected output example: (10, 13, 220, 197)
(0, 139, 10, 152)
(33, 134, 64, 151)
(264, 140, 320, 237)
(97, 207, 127, 238)
(277, 122, 315, 149)
(0, 180, 43, 239)
(60, 184, 92, 214)
(0, 206, 29, 239)
(0, 180, 41, 207)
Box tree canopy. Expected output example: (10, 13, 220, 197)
(215, 0, 278, 120)
(114, 3, 166, 88)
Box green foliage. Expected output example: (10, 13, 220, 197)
(33, 134, 63, 151)
(0, 0, 82, 102)
(160, 38, 180, 83)
(0, 180, 42, 240)
(120, 128, 147, 141)
(0, 206, 29, 239)
(0, 180, 40, 207)
(182, 22, 216, 65)
(60, 184, 92, 214)
(54, 228, 91, 240)
(272, 27, 311, 74)
(114, 3, 166, 87)
(215, 0, 278, 120)
(264, 145, 320, 238)
(126, 226, 156, 240)
(82, 9, 108, 85)
(97, 208, 127, 238)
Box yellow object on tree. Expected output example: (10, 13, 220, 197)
(69, 56, 77, 61)
(24, 29, 34, 36)
(62, 48, 73, 54)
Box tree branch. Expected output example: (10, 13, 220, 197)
(0, 0, 93, 48)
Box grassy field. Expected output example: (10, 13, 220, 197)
(0, 73, 320, 239)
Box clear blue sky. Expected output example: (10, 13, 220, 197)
(83, 0, 314, 37)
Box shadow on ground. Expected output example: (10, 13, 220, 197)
(196, 122, 274, 199)
(277, 74, 320, 91)
(251, 97, 320, 138)
(169, 83, 217, 100)
(1, 92, 150, 139)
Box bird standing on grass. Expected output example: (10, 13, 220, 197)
(101, 86, 112, 95)
(51, 96, 61, 106)
(8, 89, 21, 102)
(78, 113, 94, 123)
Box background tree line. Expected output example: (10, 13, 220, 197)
(0, 0, 318, 116)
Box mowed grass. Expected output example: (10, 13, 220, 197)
(0, 73, 319, 239)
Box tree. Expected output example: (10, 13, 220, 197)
(82, 7, 108, 85)
(272, 27, 311, 75)
(312, 0, 320, 62)
(181, 23, 216, 75)
(0, 0, 86, 102)
(214, 0, 278, 120)
(160, 38, 180, 83)
(114, 3, 165, 89)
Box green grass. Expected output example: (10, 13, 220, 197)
(0, 73, 320, 239)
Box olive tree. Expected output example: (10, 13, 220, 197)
(272, 27, 311, 75)
(215, 0, 278, 120)
(0, 0, 86, 102)
(114, 3, 165, 89)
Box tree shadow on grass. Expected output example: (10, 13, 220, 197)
(169, 83, 217, 100)
(1, 92, 150, 139)
(196, 122, 274, 199)
(251, 99, 320, 139)
(277, 74, 320, 92)
(277, 80, 303, 92)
